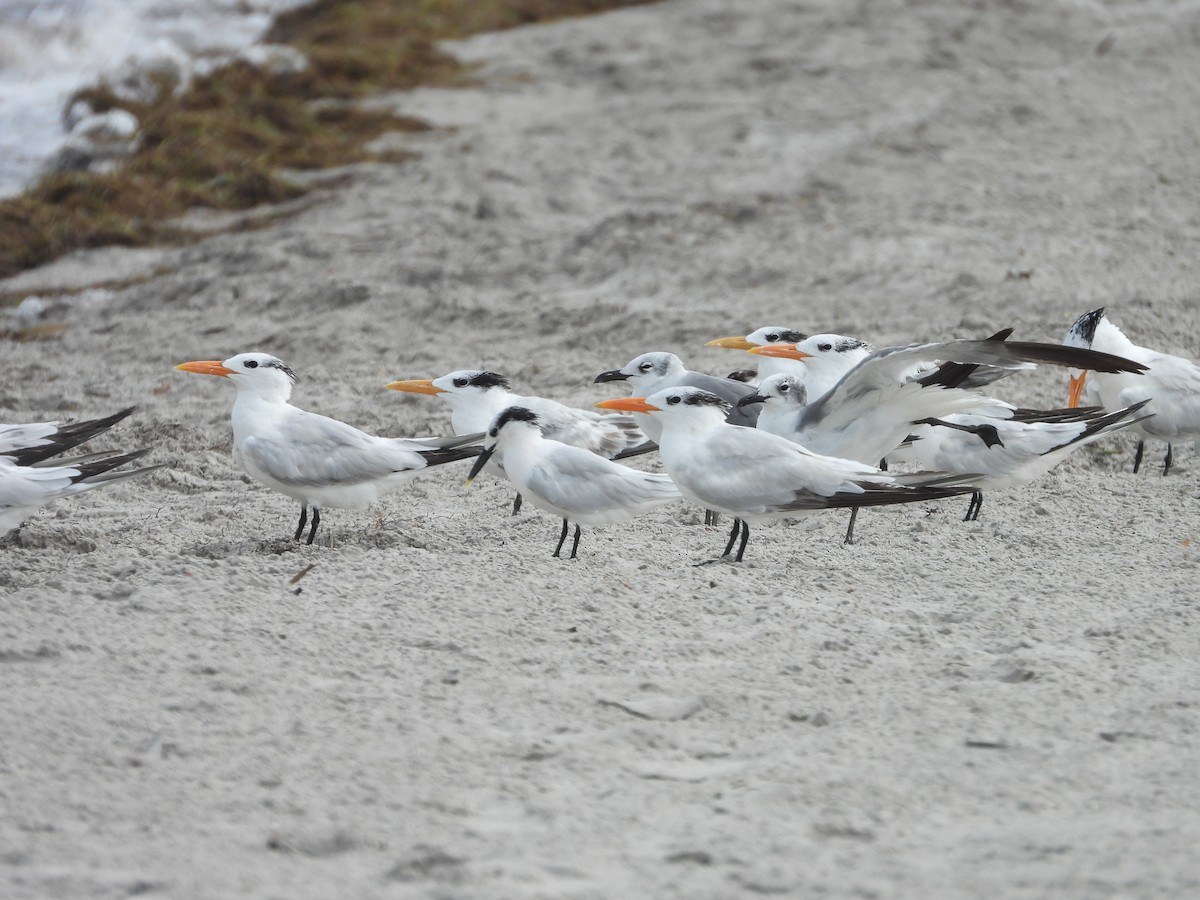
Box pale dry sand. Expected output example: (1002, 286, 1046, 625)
(3, 1, 1200, 897)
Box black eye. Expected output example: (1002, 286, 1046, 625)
(818, 343, 832, 352)
(453, 378, 468, 388)
(766, 333, 779, 342)
(779, 383, 789, 392)
(667, 395, 680, 405)
(244, 360, 258, 369)
(639, 362, 652, 372)
(489, 427, 498, 437)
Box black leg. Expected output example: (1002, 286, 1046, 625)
(722, 517, 742, 556)
(306, 507, 320, 545)
(511, 493, 523, 516)
(705, 509, 722, 526)
(569, 524, 582, 559)
(294, 505, 308, 542)
(878, 457, 888, 472)
(843, 508, 859, 545)
(552, 518, 569, 557)
(963, 490, 983, 522)
(1163, 443, 1173, 476)
(1132, 440, 1144, 474)
(734, 520, 750, 563)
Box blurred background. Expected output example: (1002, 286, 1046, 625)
(0, 0, 308, 197)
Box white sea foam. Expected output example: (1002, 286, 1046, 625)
(0, 0, 308, 197)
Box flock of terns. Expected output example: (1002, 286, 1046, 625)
(3, 307, 1197, 562)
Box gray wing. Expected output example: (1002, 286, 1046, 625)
(525, 445, 679, 520)
(801, 339, 1146, 432)
(524, 397, 647, 457)
(679, 428, 883, 515)
(241, 410, 430, 487)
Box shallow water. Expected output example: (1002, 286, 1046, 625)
(0, 0, 304, 197)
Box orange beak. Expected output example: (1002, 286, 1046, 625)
(749, 344, 811, 360)
(384, 379, 445, 395)
(596, 397, 662, 413)
(175, 360, 235, 377)
(706, 336, 757, 351)
(1067, 371, 1088, 409)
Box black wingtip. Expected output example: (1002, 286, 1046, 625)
(6, 406, 141, 466)
(68, 447, 154, 483)
(1006, 340, 1146, 374)
(420, 445, 482, 468)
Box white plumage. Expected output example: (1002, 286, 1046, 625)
(466, 406, 679, 558)
(177, 352, 480, 543)
(594, 351, 761, 441)
(598, 386, 976, 562)
(1, 408, 159, 534)
(1064, 307, 1200, 474)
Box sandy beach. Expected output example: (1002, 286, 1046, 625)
(3, 0, 1200, 896)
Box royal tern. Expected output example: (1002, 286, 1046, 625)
(597, 387, 976, 563)
(742, 335, 1147, 542)
(906, 401, 1152, 520)
(1064, 307, 1200, 474)
(594, 352, 761, 440)
(595, 351, 759, 526)
(465, 407, 680, 558)
(743, 328, 1018, 400)
(706, 326, 809, 383)
(1, 449, 161, 535)
(177, 352, 481, 544)
(385, 369, 649, 514)
(746, 335, 1148, 466)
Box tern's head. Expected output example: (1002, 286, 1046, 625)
(466, 406, 540, 485)
(1062, 308, 1133, 407)
(752, 333, 872, 376)
(594, 352, 686, 390)
(385, 370, 511, 401)
(795, 334, 874, 370)
(597, 387, 730, 430)
(1063, 307, 1106, 350)
(488, 404, 540, 436)
(176, 352, 297, 400)
(706, 326, 808, 352)
(736, 373, 809, 411)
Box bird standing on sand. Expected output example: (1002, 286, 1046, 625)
(599, 387, 977, 563)
(385, 369, 648, 515)
(466, 406, 680, 559)
(177, 352, 480, 544)
(1064, 307, 1200, 475)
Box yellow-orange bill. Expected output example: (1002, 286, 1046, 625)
(175, 360, 235, 377)
(385, 379, 445, 395)
(1067, 372, 1088, 408)
(748, 344, 811, 360)
(705, 336, 756, 351)
(596, 397, 661, 413)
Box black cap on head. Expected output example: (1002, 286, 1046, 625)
(493, 406, 540, 432)
(1068, 307, 1106, 345)
(466, 371, 510, 390)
